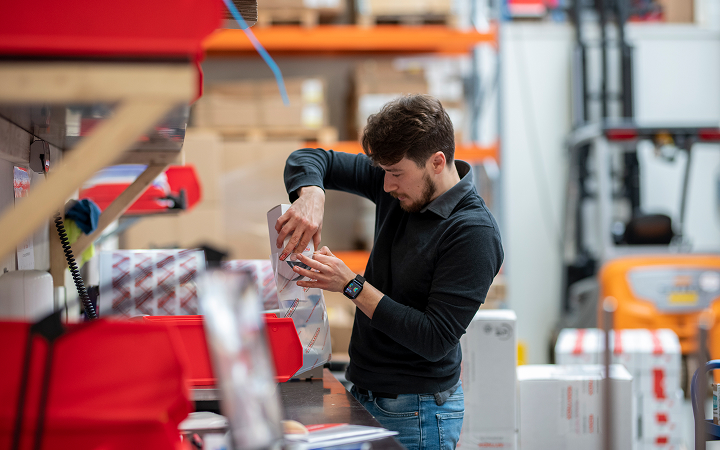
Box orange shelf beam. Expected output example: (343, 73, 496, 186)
(305, 141, 499, 164)
(203, 25, 497, 55)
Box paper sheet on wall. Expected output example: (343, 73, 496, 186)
(267, 204, 331, 376)
(13, 167, 34, 270)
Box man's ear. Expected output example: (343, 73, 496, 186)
(430, 151, 446, 174)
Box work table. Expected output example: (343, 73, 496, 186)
(279, 369, 405, 449)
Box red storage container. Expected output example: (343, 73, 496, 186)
(0, 319, 192, 450)
(141, 315, 303, 384)
(0, 0, 223, 58)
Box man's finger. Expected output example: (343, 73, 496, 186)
(312, 253, 334, 265)
(295, 254, 325, 271)
(313, 230, 321, 250)
(294, 266, 324, 281)
(296, 235, 312, 255)
(276, 217, 294, 249)
(275, 212, 291, 233)
(281, 230, 303, 260)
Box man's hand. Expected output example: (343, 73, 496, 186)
(275, 186, 325, 260)
(292, 247, 357, 293)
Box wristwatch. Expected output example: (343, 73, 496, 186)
(343, 274, 365, 299)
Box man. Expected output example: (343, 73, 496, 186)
(275, 94, 503, 450)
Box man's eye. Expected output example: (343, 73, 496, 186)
(392, 173, 401, 178)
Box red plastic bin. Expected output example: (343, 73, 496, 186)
(141, 315, 303, 385)
(0, 0, 223, 58)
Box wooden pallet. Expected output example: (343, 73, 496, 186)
(356, 13, 458, 28)
(204, 126, 339, 145)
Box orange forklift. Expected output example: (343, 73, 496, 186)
(558, 0, 720, 387)
(560, 123, 720, 388)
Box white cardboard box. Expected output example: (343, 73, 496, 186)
(458, 310, 517, 449)
(553, 329, 682, 447)
(554, 329, 681, 399)
(517, 364, 634, 450)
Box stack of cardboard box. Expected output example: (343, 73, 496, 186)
(257, 0, 344, 27)
(122, 130, 303, 260)
(323, 290, 355, 362)
(517, 364, 634, 450)
(355, 0, 455, 26)
(555, 328, 683, 449)
(193, 78, 335, 141)
(351, 59, 467, 143)
(458, 310, 518, 449)
(350, 60, 427, 140)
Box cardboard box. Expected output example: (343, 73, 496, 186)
(221, 140, 301, 260)
(555, 329, 682, 398)
(358, 0, 453, 17)
(658, 0, 694, 23)
(639, 390, 683, 444)
(517, 364, 634, 450)
(351, 60, 428, 139)
(323, 290, 355, 360)
(459, 310, 517, 448)
(554, 329, 683, 446)
(182, 129, 224, 206)
(555, 328, 605, 365)
(194, 78, 327, 131)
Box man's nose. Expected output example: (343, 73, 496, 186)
(383, 173, 396, 193)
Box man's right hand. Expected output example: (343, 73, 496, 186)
(275, 186, 325, 260)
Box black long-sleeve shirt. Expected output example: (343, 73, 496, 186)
(284, 148, 503, 395)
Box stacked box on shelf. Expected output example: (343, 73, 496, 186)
(351, 59, 467, 143)
(351, 60, 427, 140)
(355, 0, 456, 26)
(517, 364, 634, 450)
(458, 310, 517, 449)
(192, 77, 335, 141)
(257, 0, 344, 27)
(122, 131, 304, 260)
(555, 329, 683, 449)
(483, 274, 506, 309)
(323, 290, 355, 362)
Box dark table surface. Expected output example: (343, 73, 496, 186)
(279, 369, 405, 449)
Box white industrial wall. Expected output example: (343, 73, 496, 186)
(502, 22, 720, 363)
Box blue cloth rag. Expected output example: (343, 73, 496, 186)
(65, 199, 101, 235)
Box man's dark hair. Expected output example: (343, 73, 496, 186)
(361, 94, 455, 168)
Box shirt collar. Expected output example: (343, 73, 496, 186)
(420, 160, 474, 219)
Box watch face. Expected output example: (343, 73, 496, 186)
(344, 279, 362, 298)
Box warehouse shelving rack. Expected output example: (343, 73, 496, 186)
(0, 62, 197, 284)
(202, 19, 502, 269)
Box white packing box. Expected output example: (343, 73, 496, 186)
(517, 364, 634, 450)
(554, 329, 681, 398)
(458, 310, 517, 449)
(639, 389, 683, 446)
(458, 431, 517, 450)
(555, 328, 605, 365)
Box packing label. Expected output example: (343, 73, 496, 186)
(559, 379, 601, 436)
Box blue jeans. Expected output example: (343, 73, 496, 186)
(350, 383, 464, 450)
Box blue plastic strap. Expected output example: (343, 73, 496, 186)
(692, 360, 720, 441)
(222, 0, 290, 106)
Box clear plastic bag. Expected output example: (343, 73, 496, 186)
(267, 205, 332, 376)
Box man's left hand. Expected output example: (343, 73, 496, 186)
(292, 246, 356, 292)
